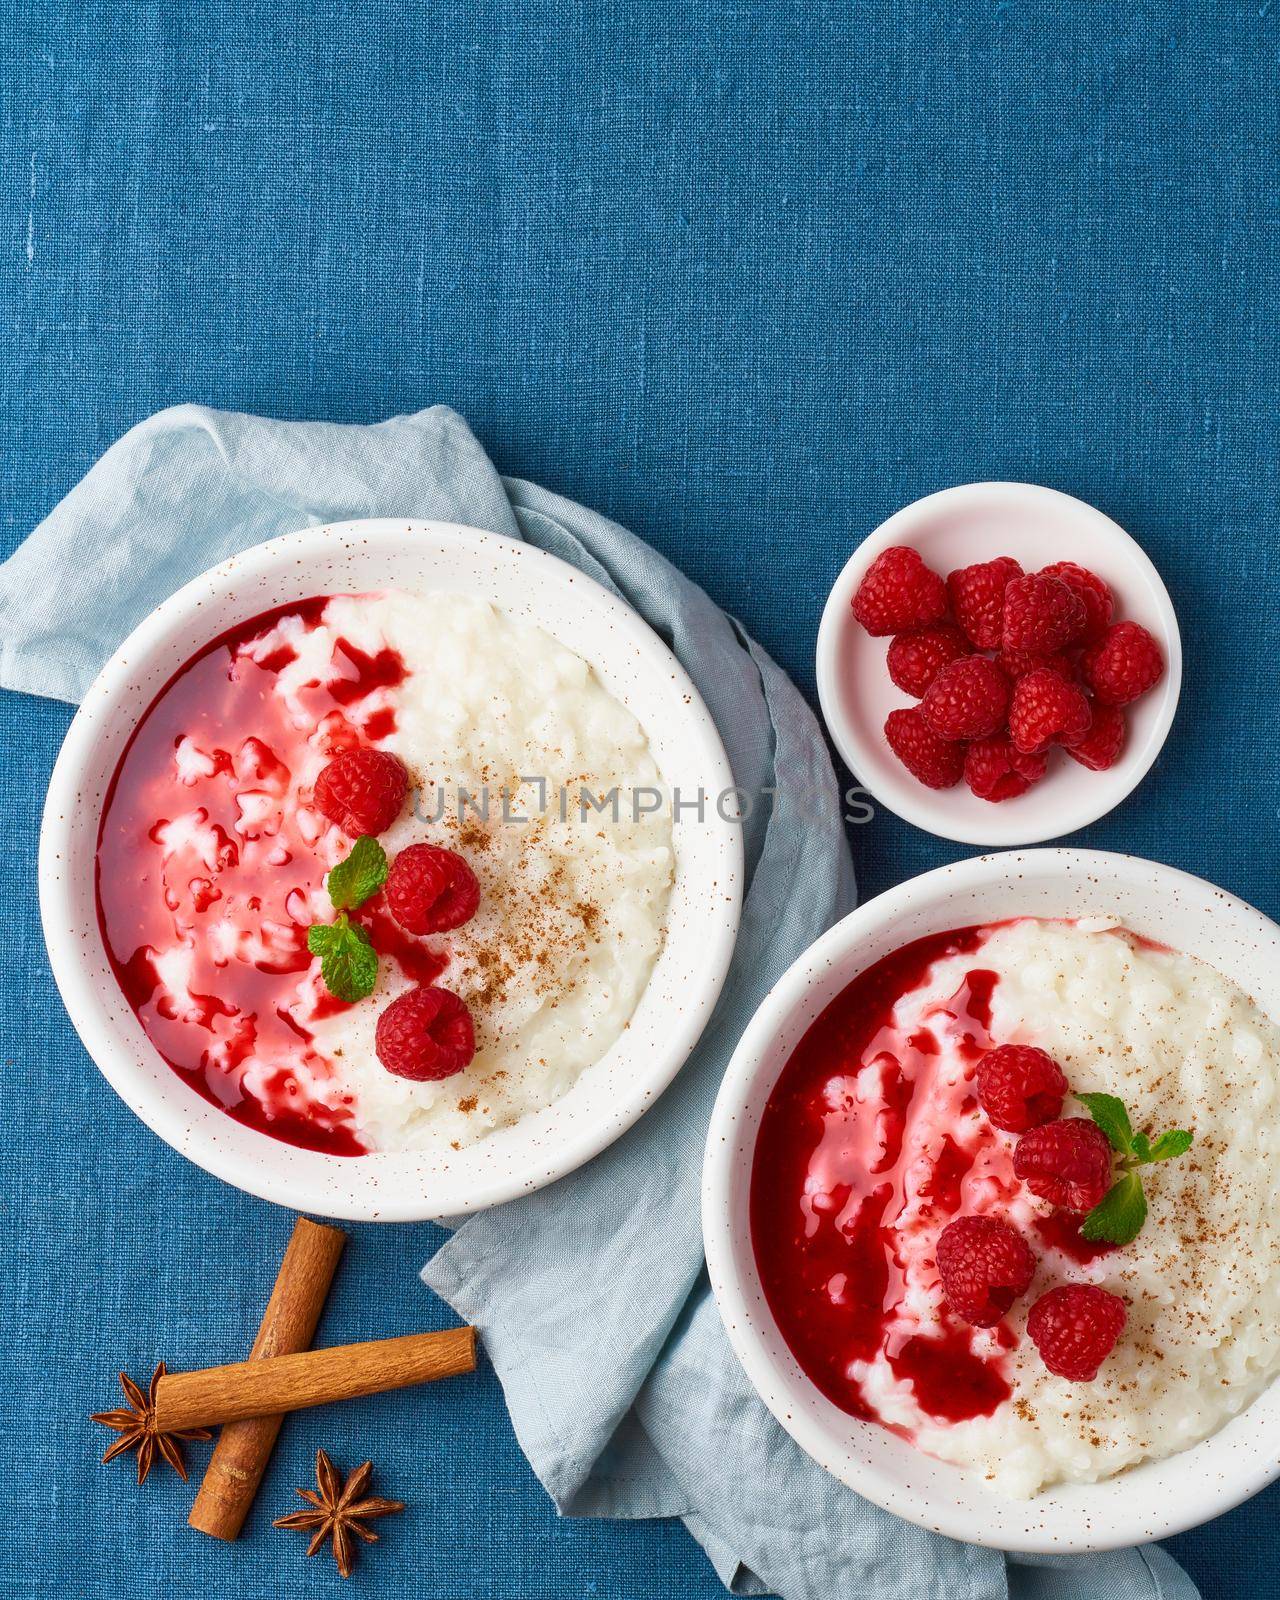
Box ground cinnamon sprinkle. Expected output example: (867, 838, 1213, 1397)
(457, 819, 491, 854)
(437, 797, 616, 1056)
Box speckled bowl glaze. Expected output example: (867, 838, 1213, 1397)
(41, 519, 742, 1221)
(702, 849, 1280, 1553)
(815, 483, 1182, 847)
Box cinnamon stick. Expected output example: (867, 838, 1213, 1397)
(156, 1327, 477, 1432)
(189, 1217, 346, 1541)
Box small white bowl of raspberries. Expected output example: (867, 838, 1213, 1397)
(815, 482, 1182, 846)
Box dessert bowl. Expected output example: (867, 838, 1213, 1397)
(41, 519, 742, 1220)
(815, 483, 1182, 846)
(702, 848, 1280, 1552)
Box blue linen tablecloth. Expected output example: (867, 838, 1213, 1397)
(1, 4, 1277, 1597)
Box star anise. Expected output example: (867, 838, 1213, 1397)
(273, 1448, 405, 1578)
(91, 1361, 213, 1485)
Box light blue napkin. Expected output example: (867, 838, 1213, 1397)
(1, 404, 1197, 1600)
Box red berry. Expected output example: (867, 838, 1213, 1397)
(935, 1215, 1036, 1327)
(1002, 573, 1088, 655)
(963, 738, 1048, 803)
(1014, 1118, 1112, 1212)
(1027, 1284, 1127, 1381)
(1065, 703, 1127, 772)
(920, 656, 1010, 741)
(1008, 667, 1092, 755)
(976, 1044, 1068, 1131)
(851, 546, 948, 637)
(314, 749, 408, 836)
(1039, 561, 1114, 644)
(386, 843, 481, 934)
(375, 985, 476, 1080)
(883, 707, 965, 789)
(947, 556, 1023, 650)
(1081, 621, 1165, 707)
(997, 645, 1081, 682)
(886, 625, 972, 698)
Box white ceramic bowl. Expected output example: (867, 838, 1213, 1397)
(703, 848, 1280, 1553)
(815, 483, 1182, 846)
(41, 519, 743, 1221)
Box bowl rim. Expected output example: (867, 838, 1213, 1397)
(814, 481, 1183, 847)
(702, 846, 1280, 1552)
(40, 517, 743, 1220)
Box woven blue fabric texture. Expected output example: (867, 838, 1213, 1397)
(1, 2, 1276, 1598)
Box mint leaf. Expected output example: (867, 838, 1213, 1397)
(307, 912, 378, 1002)
(1078, 1092, 1134, 1156)
(1129, 1131, 1151, 1162)
(326, 835, 388, 911)
(1148, 1128, 1193, 1162)
(1080, 1172, 1148, 1245)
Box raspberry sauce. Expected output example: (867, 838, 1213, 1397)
(750, 928, 1017, 1429)
(95, 597, 414, 1156)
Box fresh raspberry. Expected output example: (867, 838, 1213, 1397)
(1027, 1284, 1127, 1381)
(314, 749, 408, 836)
(935, 1215, 1036, 1327)
(386, 843, 481, 934)
(946, 556, 1023, 650)
(375, 985, 476, 1080)
(976, 1044, 1068, 1132)
(997, 645, 1081, 682)
(963, 738, 1048, 803)
(1039, 561, 1114, 644)
(886, 625, 972, 698)
(851, 546, 948, 637)
(1014, 1118, 1112, 1212)
(1081, 621, 1165, 707)
(1008, 667, 1092, 755)
(883, 707, 965, 790)
(1065, 703, 1126, 772)
(920, 656, 1010, 741)
(1002, 573, 1087, 655)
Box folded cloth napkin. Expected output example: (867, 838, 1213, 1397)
(1, 404, 1198, 1600)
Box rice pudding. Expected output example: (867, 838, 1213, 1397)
(751, 916, 1280, 1497)
(96, 591, 675, 1155)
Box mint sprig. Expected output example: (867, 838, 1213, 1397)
(307, 912, 378, 1003)
(1078, 1092, 1193, 1245)
(326, 835, 388, 911)
(308, 838, 387, 1002)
